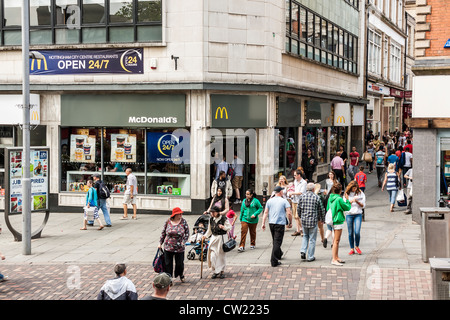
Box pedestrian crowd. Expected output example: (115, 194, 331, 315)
(28, 131, 410, 300)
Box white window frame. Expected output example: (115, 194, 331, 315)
(368, 29, 382, 76)
(390, 41, 401, 83)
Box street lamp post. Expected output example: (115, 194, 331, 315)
(22, 0, 31, 255)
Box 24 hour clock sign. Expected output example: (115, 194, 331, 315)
(30, 48, 143, 75)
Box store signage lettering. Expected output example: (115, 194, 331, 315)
(308, 119, 321, 125)
(30, 49, 143, 75)
(128, 116, 178, 124)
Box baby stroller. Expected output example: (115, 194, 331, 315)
(186, 213, 210, 261)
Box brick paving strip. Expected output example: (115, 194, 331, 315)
(0, 262, 431, 300)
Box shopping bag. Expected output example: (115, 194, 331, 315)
(396, 190, 407, 207)
(153, 248, 166, 273)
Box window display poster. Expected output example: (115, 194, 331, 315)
(9, 149, 49, 213)
(157, 185, 181, 195)
(70, 134, 96, 163)
(147, 131, 190, 164)
(111, 134, 137, 163)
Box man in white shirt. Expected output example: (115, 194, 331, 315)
(121, 168, 138, 220)
(288, 169, 307, 237)
(402, 147, 413, 188)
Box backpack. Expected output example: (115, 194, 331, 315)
(98, 181, 111, 199)
(376, 154, 384, 165)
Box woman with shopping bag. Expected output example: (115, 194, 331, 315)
(381, 163, 400, 212)
(80, 180, 104, 230)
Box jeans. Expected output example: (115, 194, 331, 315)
(269, 224, 285, 267)
(97, 198, 112, 226)
(346, 214, 362, 249)
(388, 190, 398, 205)
(300, 225, 318, 260)
(376, 167, 385, 185)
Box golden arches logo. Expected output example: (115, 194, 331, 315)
(336, 116, 346, 124)
(215, 106, 228, 120)
(31, 111, 39, 121)
(30, 56, 48, 71)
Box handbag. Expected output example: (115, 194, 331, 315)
(222, 235, 236, 252)
(363, 152, 373, 163)
(153, 248, 166, 273)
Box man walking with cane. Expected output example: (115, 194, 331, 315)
(261, 186, 292, 267)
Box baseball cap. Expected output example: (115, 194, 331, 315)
(153, 272, 172, 289)
(274, 186, 283, 193)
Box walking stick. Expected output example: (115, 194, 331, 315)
(200, 238, 204, 279)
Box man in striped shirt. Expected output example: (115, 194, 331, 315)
(298, 183, 326, 262)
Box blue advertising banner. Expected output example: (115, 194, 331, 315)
(30, 48, 143, 75)
(147, 130, 190, 164)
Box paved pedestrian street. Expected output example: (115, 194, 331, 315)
(0, 177, 432, 301)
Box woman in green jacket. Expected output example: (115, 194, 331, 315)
(238, 189, 263, 252)
(327, 183, 351, 266)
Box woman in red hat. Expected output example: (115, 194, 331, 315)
(158, 207, 190, 282)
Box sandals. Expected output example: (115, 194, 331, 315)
(331, 260, 344, 266)
(219, 272, 225, 279)
(211, 273, 218, 279)
(98, 226, 104, 230)
(120, 216, 128, 220)
(80, 227, 87, 230)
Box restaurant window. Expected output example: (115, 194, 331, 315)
(276, 127, 298, 180)
(60, 127, 190, 196)
(302, 127, 328, 166)
(330, 127, 348, 157)
(0, 0, 163, 46)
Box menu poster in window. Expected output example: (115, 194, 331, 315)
(70, 134, 96, 163)
(110, 134, 136, 163)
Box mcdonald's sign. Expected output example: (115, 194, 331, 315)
(336, 116, 346, 124)
(0, 94, 40, 125)
(30, 56, 48, 71)
(211, 94, 267, 128)
(334, 103, 351, 127)
(215, 106, 228, 120)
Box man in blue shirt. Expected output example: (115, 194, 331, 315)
(261, 186, 292, 267)
(387, 150, 399, 172)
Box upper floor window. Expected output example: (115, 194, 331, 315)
(368, 29, 381, 76)
(285, 0, 358, 74)
(0, 0, 162, 46)
(390, 41, 401, 83)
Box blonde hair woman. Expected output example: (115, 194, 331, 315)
(381, 163, 399, 212)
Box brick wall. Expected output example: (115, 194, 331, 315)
(415, 0, 450, 57)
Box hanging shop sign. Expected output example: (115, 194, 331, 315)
(29, 49, 143, 75)
(0, 94, 40, 125)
